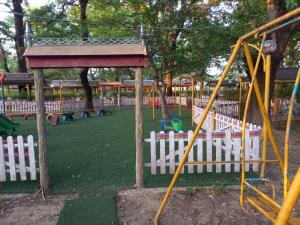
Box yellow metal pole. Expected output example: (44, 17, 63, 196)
(240, 36, 265, 207)
(275, 168, 300, 225)
(199, 77, 203, 107)
(179, 78, 182, 116)
(274, 82, 279, 118)
(243, 43, 287, 178)
(152, 83, 155, 120)
(153, 11, 300, 223)
(240, 8, 300, 40)
(153, 39, 242, 225)
(283, 68, 300, 198)
(192, 78, 194, 126)
(185, 159, 278, 165)
(239, 76, 243, 120)
(261, 54, 271, 178)
(212, 109, 216, 131)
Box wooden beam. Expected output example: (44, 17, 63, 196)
(34, 69, 49, 191)
(25, 56, 147, 68)
(135, 67, 144, 189)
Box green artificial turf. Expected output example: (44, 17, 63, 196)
(0, 107, 243, 225)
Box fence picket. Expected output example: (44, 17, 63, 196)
(0, 137, 6, 181)
(233, 137, 241, 172)
(253, 135, 259, 171)
(159, 131, 166, 174)
(225, 130, 231, 172)
(215, 135, 222, 173)
(187, 131, 194, 173)
(178, 131, 184, 173)
(206, 129, 212, 172)
(17, 136, 27, 181)
(245, 130, 250, 172)
(7, 136, 16, 181)
(27, 135, 37, 180)
(169, 131, 175, 174)
(150, 131, 157, 175)
(197, 132, 203, 173)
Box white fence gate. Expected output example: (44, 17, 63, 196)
(0, 135, 38, 182)
(145, 130, 260, 175)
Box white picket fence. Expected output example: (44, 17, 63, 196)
(194, 98, 239, 117)
(119, 97, 150, 106)
(144, 130, 260, 175)
(0, 99, 104, 115)
(147, 96, 177, 106)
(193, 106, 261, 132)
(0, 135, 38, 182)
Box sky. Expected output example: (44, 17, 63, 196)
(0, 0, 50, 20)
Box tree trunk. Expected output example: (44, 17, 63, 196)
(79, 0, 93, 110)
(12, 0, 27, 73)
(0, 41, 10, 72)
(80, 68, 93, 110)
(249, 0, 291, 125)
(154, 78, 169, 119)
(166, 31, 177, 96)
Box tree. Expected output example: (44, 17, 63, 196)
(11, 0, 27, 73)
(244, 0, 299, 123)
(0, 0, 27, 72)
(79, 0, 93, 110)
(0, 39, 11, 72)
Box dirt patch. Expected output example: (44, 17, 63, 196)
(0, 193, 78, 225)
(117, 123, 300, 225)
(117, 187, 271, 225)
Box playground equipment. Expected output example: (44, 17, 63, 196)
(160, 117, 183, 132)
(0, 114, 19, 135)
(153, 8, 300, 225)
(152, 74, 198, 127)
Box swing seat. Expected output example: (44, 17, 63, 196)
(246, 196, 300, 225)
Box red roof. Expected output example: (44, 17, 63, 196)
(24, 44, 147, 69)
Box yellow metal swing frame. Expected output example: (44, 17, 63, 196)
(153, 7, 300, 225)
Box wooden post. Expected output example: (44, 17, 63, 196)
(34, 69, 48, 191)
(199, 77, 203, 107)
(135, 67, 144, 188)
(26, 20, 48, 192)
(185, 85, 188, 109)
(239, 77, 243, 119)
(118, 86, 121, 109)
(100, 86, 104, 106)
(6, 85, 10, 96)
(26, 84, 30, 98)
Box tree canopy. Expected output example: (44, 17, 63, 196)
(0, 0, 299, 81)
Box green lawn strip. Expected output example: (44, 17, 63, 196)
(0, 107, 248, 225)
(57, 189, 118, 225)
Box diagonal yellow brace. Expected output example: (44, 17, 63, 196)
(240, 36, 265, 206)
(153, 39, 243, 225)
(283, 68, 300, 198)
(243, 43, 287, 179)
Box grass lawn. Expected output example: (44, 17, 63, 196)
(0, 107, 241, 225)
